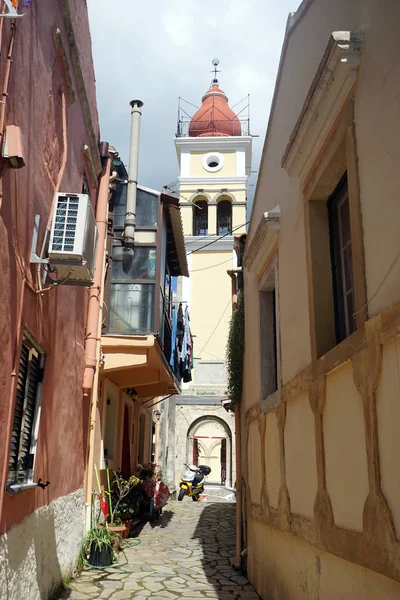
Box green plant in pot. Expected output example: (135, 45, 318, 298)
(82, 526, 115, 567)
(109, 472, 143, 539)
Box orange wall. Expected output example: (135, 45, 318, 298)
(0, 0, 100, 534)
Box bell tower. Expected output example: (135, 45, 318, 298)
(162, 61, 252, 490)
(175, 61, 252, 395)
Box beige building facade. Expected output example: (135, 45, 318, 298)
(241, 0, 400, 598)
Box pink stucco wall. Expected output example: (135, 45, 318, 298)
(0, 0, 100, 534)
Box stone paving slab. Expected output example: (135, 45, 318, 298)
(55, 500, 260, 600)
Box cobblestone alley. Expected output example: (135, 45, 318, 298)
(56, 498, 260, 600)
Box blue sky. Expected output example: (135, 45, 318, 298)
(87, 0, 298, 210)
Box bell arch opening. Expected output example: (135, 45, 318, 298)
(193, 196, 208, 236)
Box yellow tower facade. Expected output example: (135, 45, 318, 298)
(175, 80, 252, 394)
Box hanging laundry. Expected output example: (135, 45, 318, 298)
(176, 302, 184, 355)
(190, 333, 194, 368)
(170, 306, 178, 372)
(180, 306, 192, 383)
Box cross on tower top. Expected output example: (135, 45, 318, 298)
(211, 58, 221, 84)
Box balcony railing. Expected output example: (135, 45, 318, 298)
(162, 311, 172, 365)
(193, 218, 208, 236)
(176, 118, 250, 138)
(217, 216, 232, 236)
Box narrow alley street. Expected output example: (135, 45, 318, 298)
(56, 499, 260, 600)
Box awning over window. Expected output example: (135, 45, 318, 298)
(161, 193, 189, 278)
(101, 334, 181, 398)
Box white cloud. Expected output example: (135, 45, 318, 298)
(162, 1, 197, 47)
(87, 0, 298, 207)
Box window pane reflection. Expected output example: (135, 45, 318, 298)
(109, 283, 155, 334)
(113, 185, 158, 228)
(112, 246, 156, 281)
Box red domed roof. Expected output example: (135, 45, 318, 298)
(189, 83, 241, 137)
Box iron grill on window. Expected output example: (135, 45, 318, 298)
(193, 199, 208, 236)
(217, 200, 232, 235)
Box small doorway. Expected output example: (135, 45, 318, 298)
(193, 436, 227, 485)
(121, 405, 131, 475)
(221, 438, 227, 485)
(193, 437, 199, 466)
(138, 413, 146, 464)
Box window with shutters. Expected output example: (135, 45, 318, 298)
(328, 175, 356, 342)
(7, 336, 45, 484)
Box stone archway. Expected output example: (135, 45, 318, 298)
(187, 416, 233, 486)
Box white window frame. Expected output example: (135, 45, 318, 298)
(202, 152, 224, 173)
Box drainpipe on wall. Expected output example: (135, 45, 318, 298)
(227, 268, 240, 312)
(124, 99, 144, 249)
(83, 148, 111, 396)
(83, 147, 111, 528)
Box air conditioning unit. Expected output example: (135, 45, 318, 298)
(48, 193, 98, 284)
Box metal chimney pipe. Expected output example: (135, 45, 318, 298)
(124, 99, 144, 248)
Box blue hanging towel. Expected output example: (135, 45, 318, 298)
(170, 306, 178, 371)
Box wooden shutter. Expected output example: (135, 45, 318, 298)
(8, 342, 41, 483)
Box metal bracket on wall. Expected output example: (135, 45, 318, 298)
(4, 478, 50, 496)
(30, 214, 50, 265)
(0, 1, 25, 18)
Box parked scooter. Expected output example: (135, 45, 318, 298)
(178, 463, 211, 501)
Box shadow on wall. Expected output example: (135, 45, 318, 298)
(0, 505, 64, 600)
(192, 503, 260, 600)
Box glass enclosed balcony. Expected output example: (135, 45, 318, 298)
(104, 182, 189, 381)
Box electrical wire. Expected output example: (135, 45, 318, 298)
(165, 186, 204, 208)
(197, 297, 232, 358)
(201, 349, 225, 361)
(187, 220, 249, 255)
(353, 247, 400, 317)
(190, 257, 233, 273)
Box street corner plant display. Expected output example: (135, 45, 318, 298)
(88, 462, 171, 546)
(226, 293, 245, 407)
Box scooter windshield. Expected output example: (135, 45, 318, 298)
(183, 469, 196, 481)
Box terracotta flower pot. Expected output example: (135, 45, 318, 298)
(108, 524, 127, 550)
(123, 519, 132, 538)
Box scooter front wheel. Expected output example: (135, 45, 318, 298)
(178, 488, 186, 501)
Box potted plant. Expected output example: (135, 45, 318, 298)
(109, 472, 144, 539)
(82, 526, 115, 567)
(139, 463, 158, 480)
